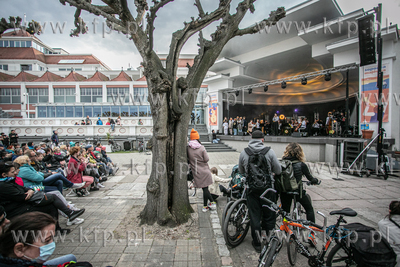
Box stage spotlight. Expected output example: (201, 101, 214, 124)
(281, 81, 287, 89)
(264, 85, 268, 92)
(248, 88, 252, 94)
(235, 91, 239, 96)
(325, 73, 331, 81)
(301, 77, 307, 85)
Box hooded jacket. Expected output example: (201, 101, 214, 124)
(18, 164, 45, 188)
(238, 139, 281, 177)
(187, 140, 212, 188)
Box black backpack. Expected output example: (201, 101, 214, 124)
(244, 147, 272, 192)
(345, 223, 397, 267)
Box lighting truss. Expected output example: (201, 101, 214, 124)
(224, 63, 358, 93)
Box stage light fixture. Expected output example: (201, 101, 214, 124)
(325, 73, 331, 81)
(264, 85, 268, 92)
(301, 77, 307, 85)
(235, 91, 239, 96)
(248, 88, 252, 94)
(281, 81, 287, 89)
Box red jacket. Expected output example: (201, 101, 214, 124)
(66, 156, 86, 183)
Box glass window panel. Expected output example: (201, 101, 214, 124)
(47, 106, 55, 118)
(92, 95, 102, 103)
(54, 96, 64, 103)
(29, 95, 37, 104)
(129, 106, 138, 117)
(93, 106, 101, 117)
(20, 41, 25, 47)
(75, 106, 83, 117)
(111, 106, 119, 117)
(0, 96, 10, 104)
(139, 106, 148, 117)
(3, 65, 8, 71)
(26, 41, 32, 47)
(4, 41, 8, 47)
(80, 96, 91, 103)
(66, 88, 75, 95)
(84, 106, 93, 117)
(12, 96, 20, 103)
(9, 41, 14, 47)
(0, 40, 2, 47)
(66, 106, 74, 117)
(15, 41, 20, 47)
(66, 96, 75, 103)
(12, 89, 20, 96)
(54, 88, 62, 96)
(102, 106, 110, 117)
(120, 106, 129, 117)
(56, 106, 65, 117)
(38, 106, 46, 117)
(39, 96, 48, 103)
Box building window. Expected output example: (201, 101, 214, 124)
(75, 106, 83, 117)
(84, 106, 93, 117)
(0, 88, 21, 104)
(27, 88, 48, 104)
(47, 106, 55, 118)
(196, 87, 207, 103)
(120, 106, 129, 117)
(93, 106, 101, 117)
(56, 106, 65, 117)
(38, 106, 46, 118)
(0, 65, 8, 71)
(139, 105, 150, 117)
(111, 106, 120, 117)
(80, 87, 102, 103)
(66, 106, 74, 117)
(26, 41, 32, 47)
(133, 88, 148, 103)
(102, 106, 110, 117)
(21, 64, 32, 71)
(107, 87, 129, 103)
(54, 88, 75, 103)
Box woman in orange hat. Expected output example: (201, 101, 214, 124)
(187, 129, 216, 212)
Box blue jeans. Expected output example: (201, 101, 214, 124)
(213, 139, 220, 144)
(43, 173, 73, 193)
(233, 128, 237, 135)
(111, 124, 115, 131)
(44, 254, 77, 266)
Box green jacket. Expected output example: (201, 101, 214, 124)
(18, 163, 44, 188)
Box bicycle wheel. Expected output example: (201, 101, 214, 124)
(222, 198, 250, 248)
(221, 201, 234, 227)
(187, 180, 196, 197)
(326, 243, 357, 266)
(258, 238, 279, 267)
(115, 144, 122, 152)
(287, 234, 297, 266)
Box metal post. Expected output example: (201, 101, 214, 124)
(376, 3, 384, 166)
(345, 69, 349, 135)
(27, 93, 29, 119)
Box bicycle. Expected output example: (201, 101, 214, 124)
(222, 179, 250, 248)
(258, 188, 358, 267)
(108, 139, 122, 152)
(187, 168, 196, 197)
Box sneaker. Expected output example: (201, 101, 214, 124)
(68, 209, 85, 222)
(97, 183, 105, 188)
(71, 182, 86, 189)
(74, 189, 84, 197)
(208, 202, 217, 210)
(202, 206, 209, 212)
(67, 218, 85, 226)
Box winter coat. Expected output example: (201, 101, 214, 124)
(97, 120, 103, 125)
(66, 156, 86, 183)
(228, 120, 233, 129)
(237, 120, 243, 130)
(18, 164, 45, 188)
(187, 140, 212, 189)
(43, 154, 62, 170)
(247, 122, 254, 132)
(282, 156, 318, 193)
(51, 133, 59, 145)
(209, 174, 231, 196)
(379, 215, 400, 267)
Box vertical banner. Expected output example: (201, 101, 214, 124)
(208, 93, 218, 126)
(361, 62, 390, 123)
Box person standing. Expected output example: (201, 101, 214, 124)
(272, 113, 279, 136)
(242, 116, 248, 134)
(247, 120, 254, 134)
(85, 115, 91, 125)
(233, 118, 238, 136)
(187, 129, 215, 212)
(238, 130, 281, 252)
(9, 130, 18, 145)
(228, 118, 233, 135)
(51, 130, 59, 147)
(237, 117, 243, 134)
(223, 120, 229, 135)
(0, 133, 9, 148)
(378, 201, 400, 267)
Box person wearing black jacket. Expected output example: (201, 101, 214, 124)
(51, 130, 59, 146)
(8, 130, 18, 144)
(280, 142, 319, 223)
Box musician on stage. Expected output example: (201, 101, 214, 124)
(325, 112, 333, 135)
(272, 113, 279, 136)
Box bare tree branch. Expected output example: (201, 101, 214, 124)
(235, 7, 285, 36)
(194, 0, 205, 18)
(134, 0, 148, 25)
(119, 0, 134, 22)
(0, 16, 42, 35)
(146, 0, 174, 54)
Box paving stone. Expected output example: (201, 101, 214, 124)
(216, 237, 225, 245)
(218, 245, 230, 257)
(221, 257, 232, 266)
(187, 262, 202, 267)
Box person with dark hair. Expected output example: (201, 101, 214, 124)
(11, 148, 23, 161)
(238, 130, 281, 253)
(67, 147, 95, 197)
(1, 133, 9, 147)
(0, 212, 79, 266)
(0, 162, 85, 230)
(51, 130, 59, 147)
(379, 201, 400, 266)
(187, 129, 216, 212)
(8, 130, 18, 144)
(110, 118, 116, 131)
(27, 142, 34, 150)
(0, 205, 10, 233)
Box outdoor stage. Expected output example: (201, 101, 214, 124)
(218, 134, 396, 166)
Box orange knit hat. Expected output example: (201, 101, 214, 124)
(190, 128, 200, 140)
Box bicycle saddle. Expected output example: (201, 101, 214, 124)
(329, 208, 357, 217)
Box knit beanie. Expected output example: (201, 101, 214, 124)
(190, 129, 199, 140)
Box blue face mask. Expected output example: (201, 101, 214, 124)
(24, 242, 56, 262)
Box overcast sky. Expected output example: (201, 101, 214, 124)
(1, 0, 399, 69)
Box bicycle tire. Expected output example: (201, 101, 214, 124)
(258, 238, 279, 267)
(222, 198, 250, 248)
(287, 234, 297, 266)
(326, 243, 356, 267)
(115, 144, 122, 152)
(221, 201, 234, 227)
